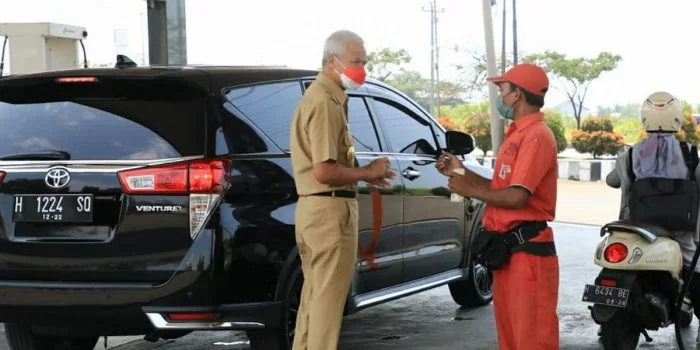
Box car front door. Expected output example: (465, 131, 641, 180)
(368, 93, 465, 283)
(344, 94, 405, 294)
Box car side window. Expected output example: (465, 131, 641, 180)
(216, 102, 270, 155)
(348, 97, 381, 153)
(433, 124, 447, 149)
(224, 81, 303, 151)
(371, 98, 438, 155)
(366, 84, 433, 120)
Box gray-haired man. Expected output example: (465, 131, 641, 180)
(289, 29, 395, 349)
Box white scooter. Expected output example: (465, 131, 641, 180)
(582, 220, 697, 349)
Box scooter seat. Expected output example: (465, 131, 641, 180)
(600, 220, 668, 243)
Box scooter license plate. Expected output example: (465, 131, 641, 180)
(582, 284, 630, 308)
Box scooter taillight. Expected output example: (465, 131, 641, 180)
(604, 243, 628, 263)
(600, 279, 617, 287)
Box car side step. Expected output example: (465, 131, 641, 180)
(352, 269, 467, 311)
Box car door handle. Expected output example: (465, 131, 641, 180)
(402, 168, 421, 180)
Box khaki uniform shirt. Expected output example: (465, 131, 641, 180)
(290, 72, 357, 196)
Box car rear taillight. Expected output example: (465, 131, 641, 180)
(118, 159, 231, 239)
(118, 164, 188, 194)
(189, 161, 229, 193)
(604, 243, 628, 263)
(0, 171, 5, 184)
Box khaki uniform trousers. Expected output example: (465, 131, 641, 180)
(292, 195, 358, 350)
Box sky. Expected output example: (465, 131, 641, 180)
(0, 0, 698, 111)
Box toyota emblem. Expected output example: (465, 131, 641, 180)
(45, 167, 71, 189)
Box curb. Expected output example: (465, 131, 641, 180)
(480, 157, 615, 182)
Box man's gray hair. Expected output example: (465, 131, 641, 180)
(322, 30, 364, 66)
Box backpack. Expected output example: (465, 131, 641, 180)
(627, 141, 700, 231)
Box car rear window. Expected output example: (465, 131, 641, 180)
(0, 77, 206, 161)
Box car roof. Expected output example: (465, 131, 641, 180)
(0, 65, 322, 93)
(0, 64, 402, 106)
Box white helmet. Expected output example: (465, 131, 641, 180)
(641, 91, 682, 132)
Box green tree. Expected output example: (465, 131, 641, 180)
(436, 117, 459, 131)
(597, 105, 614, 116)
(387, 70, 431, 111)
(365, 48, 411, 82)
(438, 81, 467, 107)
(543, 109, 568, 153)
(619, 103, 641, 117)
(453, 48, 524, 101)
(523, 51, 622, 129)
(570, 117, 625, 158)
(598, 104, 629, 116)
(581, 117, 615, 133)
(612, 116, 643, 144)
(365, 48, 431, 111)
(463, 113, 493, 157)
(439, 101, 490, 126)
(366, 47, 467, 113)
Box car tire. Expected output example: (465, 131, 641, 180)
(248, 262, 303, 350)
(448, 259, 494, 307)
(449, 204, 493, 307)
(5, 323, 98, 350)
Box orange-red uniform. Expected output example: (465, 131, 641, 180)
(482, 111, 560, 350)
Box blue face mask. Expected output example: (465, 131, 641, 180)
(496, 95, 515, 120)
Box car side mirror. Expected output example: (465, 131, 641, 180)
(445, 130, 475, 155)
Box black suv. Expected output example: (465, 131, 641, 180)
(0, 65, 494, 350)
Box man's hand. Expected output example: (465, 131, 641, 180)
(312, 157, 397, 188)
(363, 157, 397, 188)
(367, 177, 392, 188)
(436, 151, 464, 177)
(448, 172, 476, 197)
(366, 157, 390, 177)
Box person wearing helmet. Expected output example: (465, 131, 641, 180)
(606, 91, 700, 327)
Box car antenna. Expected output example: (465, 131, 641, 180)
(115, 54, 137, 69)
(0, 35, 8, 77)
(79, 38, 88, 68)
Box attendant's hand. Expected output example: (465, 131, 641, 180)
(436, 151, 464, 177)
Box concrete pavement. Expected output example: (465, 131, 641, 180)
(84, 222, 700, 350)
(0, 179, 680, 350)
(555, 179, 620, 226)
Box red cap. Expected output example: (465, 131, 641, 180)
(487, 63, 549, 97)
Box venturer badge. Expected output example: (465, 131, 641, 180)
(347, 146, 356, 161)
